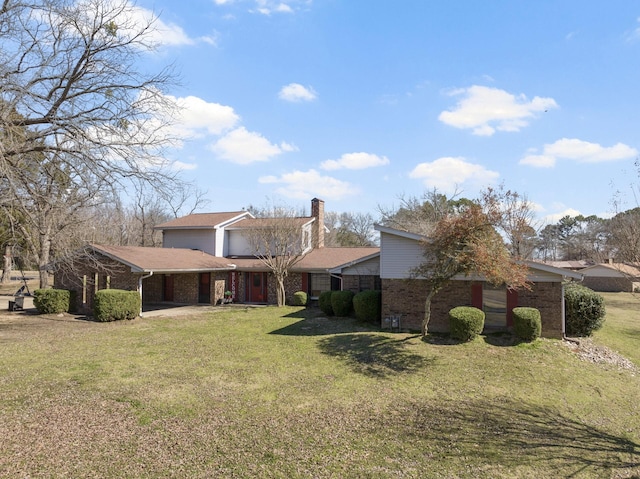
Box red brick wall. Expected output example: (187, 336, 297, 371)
(381, 278, 565, 338)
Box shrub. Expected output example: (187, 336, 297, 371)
(318, 291, 334, 316)
(564, 282, 605, 336)
(94, 289, 140, 322)
(290, 291, 308, 306)
(331, 290, 355, 317)
(512, 307, 541, 341)
(353, 290, 382, 324)
(449, 306, 485, 342)
(33, 289, 70, 314)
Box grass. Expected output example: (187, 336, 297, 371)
(0, 300, 639, 478)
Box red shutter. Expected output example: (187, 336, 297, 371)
(506, 289, 518, 326)
(471, 282, 483, 309)
(301, 273, 309, 294)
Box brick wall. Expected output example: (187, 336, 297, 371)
(518, 282, 564, 338)
(54, 254, 138, 314)
(381, 278, 565, 338)
(582, 276, 632, 292)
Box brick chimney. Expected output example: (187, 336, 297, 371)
(311, 198, 325, 249)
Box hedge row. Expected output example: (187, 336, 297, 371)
(318, 290, 382, 324)
(564, 282, 605, 336)
(34, 288, 140, 321)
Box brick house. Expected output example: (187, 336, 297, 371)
(375, 224, 583, 338)
(580, 262, 640, 292)
(54, 199, 380, 313)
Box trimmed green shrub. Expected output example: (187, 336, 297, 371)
(513, 307, 541, 341)
(353, 290, 382, 324)
(33, 289, 71, 314)
(318, 291, 334, 316)
(94, 289, 140, 322)
(331, 290, 355, 317)
(290, 291, 308, 306)
(564, 282, 605, 336)
(449, 306, 485, 342)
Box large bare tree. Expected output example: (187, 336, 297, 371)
(0, 0, 179, 287)
(241, 204, 311, 307)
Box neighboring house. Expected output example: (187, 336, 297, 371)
(374, 224, 583, 339)
(580, 262, 640, 292)
(54, 198, 380, 313)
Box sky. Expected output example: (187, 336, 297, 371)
(132, 0, 640, 223)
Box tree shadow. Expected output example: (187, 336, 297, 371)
(317, 333, 434, 378)
(272, 310, 377, 336)
(398, 398, 640, 476)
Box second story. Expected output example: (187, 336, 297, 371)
(155, 198, 326, 258)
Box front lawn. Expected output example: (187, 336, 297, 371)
(0, 301, 638, 478)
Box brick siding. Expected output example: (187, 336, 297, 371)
(381, 278, 565, 338)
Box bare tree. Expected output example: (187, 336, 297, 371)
(241, 203, 311, 307)
(0, 0, 179, 287)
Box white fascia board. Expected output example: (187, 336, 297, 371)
(374, 223, 425, 241)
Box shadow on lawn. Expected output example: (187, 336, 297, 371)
(317, 333, 432, 378)
(400, 398, 640, 477)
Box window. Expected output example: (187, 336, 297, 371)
(483, 284, 507, 329)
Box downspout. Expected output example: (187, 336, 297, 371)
(138, 271, 154, 317)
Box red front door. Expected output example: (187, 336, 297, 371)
(249, 272, 266, 303)
(163, 274, 174, 302)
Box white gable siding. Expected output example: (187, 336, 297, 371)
(342, 257, 380, 276)
(379, 231, 424, 279)
(162, 229, 216, 255)
(227, 230, 253, 256)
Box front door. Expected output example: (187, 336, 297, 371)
(199, 273, 211, 304)
(163, 274, 174, 302)
(248, 272, 267, 303)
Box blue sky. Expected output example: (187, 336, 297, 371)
(134, 0, 640, 222)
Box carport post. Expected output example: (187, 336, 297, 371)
(138, 271, 154, 317)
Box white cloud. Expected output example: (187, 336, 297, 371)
(278, 83, 318, 102)
(438, 85, 558, 136)
(259, 169, 357, 200)
(409, 156, 499, 193)
(163, 94, 240, 142)
(542, 208, 583, 225)
(320, 152, 389, 171)
(171, 160, 198, 171)
(520, 138, 638, 168)
(210, 127, 297, 164)
(253, 0, 297, 15)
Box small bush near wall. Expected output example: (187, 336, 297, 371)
(33, 289, 70, 314)
(513, 307, 541, 341)
(319, 291, 334, 316)
(353, 290, 382, 324)
(94, 289, 140, 322)
(449, 306, 485, 342)
(564, 282, 606, 337)
(331, 290, 355, 317)
(290, 291, 308, 306)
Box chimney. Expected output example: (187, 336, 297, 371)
(311, 198, 325, 249)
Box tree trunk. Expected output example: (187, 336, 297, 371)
(38, 233, 51, 289)
(1, 244, 12, 284)
(422, 288, 437, 336)
(276, 277, 286, 307)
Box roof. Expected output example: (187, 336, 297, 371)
(89, 244, 236, 273)
(543, 260, 591, 270)
(227, 247, 380, 272)
(582, 262, 640, 277)
(154, 211, 249, 230)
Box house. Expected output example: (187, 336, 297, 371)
(374, 224, 583, 339)
(54, 199, 380, 313)
(580, 262, 640, 292)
